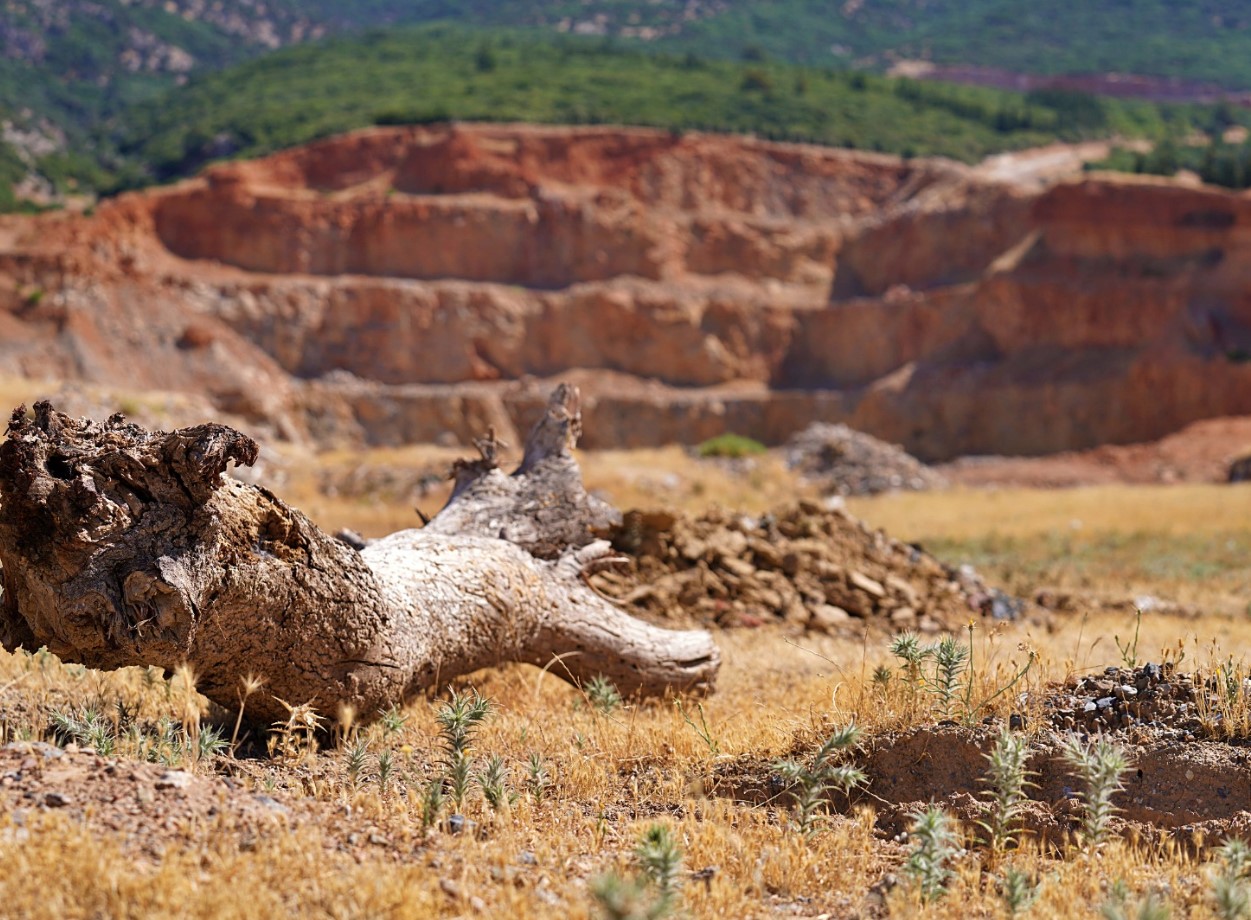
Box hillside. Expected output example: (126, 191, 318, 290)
(111, 25, 1189, 187)
(535, 1, 1251, 89)
(4, 2, 1251, 206)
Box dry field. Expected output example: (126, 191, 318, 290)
(1, 407, 1251, 916)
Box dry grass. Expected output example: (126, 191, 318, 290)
(3, 439, 1251, 916)
(278, 444, 812, 539)
(4, 605, 1251, 917)
(850, 484, 1251, 616)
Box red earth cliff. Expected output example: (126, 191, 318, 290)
(1, 123, 1250, 459)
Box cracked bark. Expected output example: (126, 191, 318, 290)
(0, 387, 719, 724)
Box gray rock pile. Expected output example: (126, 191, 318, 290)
(785, 423, 946, 496)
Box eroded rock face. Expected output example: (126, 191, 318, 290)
(2, 124, 1251, 458)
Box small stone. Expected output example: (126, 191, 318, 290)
(155, 770, 193, 790)
(849, 571, 886, 598)
(1097, 697, 1115, 710)
(809, 604, 851, 632)
(43, 792, 71, 808)
(719, 556, 755, 579)
(3, 742, 62, 760)
(253, 794, 289, 815)
(534, 888, 561, 907)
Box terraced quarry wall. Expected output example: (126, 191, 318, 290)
(2, 124, 1251, 458)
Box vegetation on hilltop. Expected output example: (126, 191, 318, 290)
(110, 25, 1202, 187)
(647, 0, 1251, 87)
(4, 3, 1251, 205)
(1095, 133, 1251, 189)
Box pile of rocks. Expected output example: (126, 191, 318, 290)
(1044, 662, 1249, 740)
(1229, 452, 1251, 483)
(590, 502, 1024, 633)
(784, 423, 946, 496)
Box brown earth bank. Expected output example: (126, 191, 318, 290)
(3, 123, 1251, 460)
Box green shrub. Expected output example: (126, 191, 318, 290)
(697, 434, 767, 459)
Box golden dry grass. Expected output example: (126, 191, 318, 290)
(4, 602, 1251, 917)
(2, 434, 1251, 916)
(850, 483, 1251, 617)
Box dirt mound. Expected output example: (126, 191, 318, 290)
(856, 724, 1251, 844)
(717, 716, 1251, 849)
(590, 502, 1025, 632)
(785, 422, 946, 496)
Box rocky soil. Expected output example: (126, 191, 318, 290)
(0, 742, 299, 861)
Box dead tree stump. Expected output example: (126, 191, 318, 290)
(0, 387, 719, 724)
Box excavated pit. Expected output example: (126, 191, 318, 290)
(716, 662, 1251, 848)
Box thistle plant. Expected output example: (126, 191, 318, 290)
(269, 698, 325, 762)
(476, 754, 514, 811)
(1060, 734, 1131, 848)
(590, 824, 683, 920)
(590, 874, 671, 920)
(434, 688, 492, 811)
(774, 724, 867, 837)
(197, 723, 229, 759)
(999, 866, 1040, 917)
(1209, 839, 1251, 920)
(635, 824, 682, 908)
(891, 632, 928, 688)
(49, 706, 115, 755)
(979, 729, 1035, 854)
(527, 752, 552, 803)
(931, 634, 971, 719)
(889, 630, 1033, 724)
(420, 778, 446, 830)
(435, 689, 491, 752)
(376, 749, 395, 795)
(871, 664, 893, 692)
(344, 738, 369, 788)
(903, 805, 962, 902)
(1101, 884, 1171, 920)
(586, 675, 624, 714)
(380, 703, 410, 738)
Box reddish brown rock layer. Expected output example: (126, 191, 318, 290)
(2, 124, 1250, 459)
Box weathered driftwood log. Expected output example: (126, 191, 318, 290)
(0, 387, 719, 724)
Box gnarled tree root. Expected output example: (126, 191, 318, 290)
(0, 389, 720, 725)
